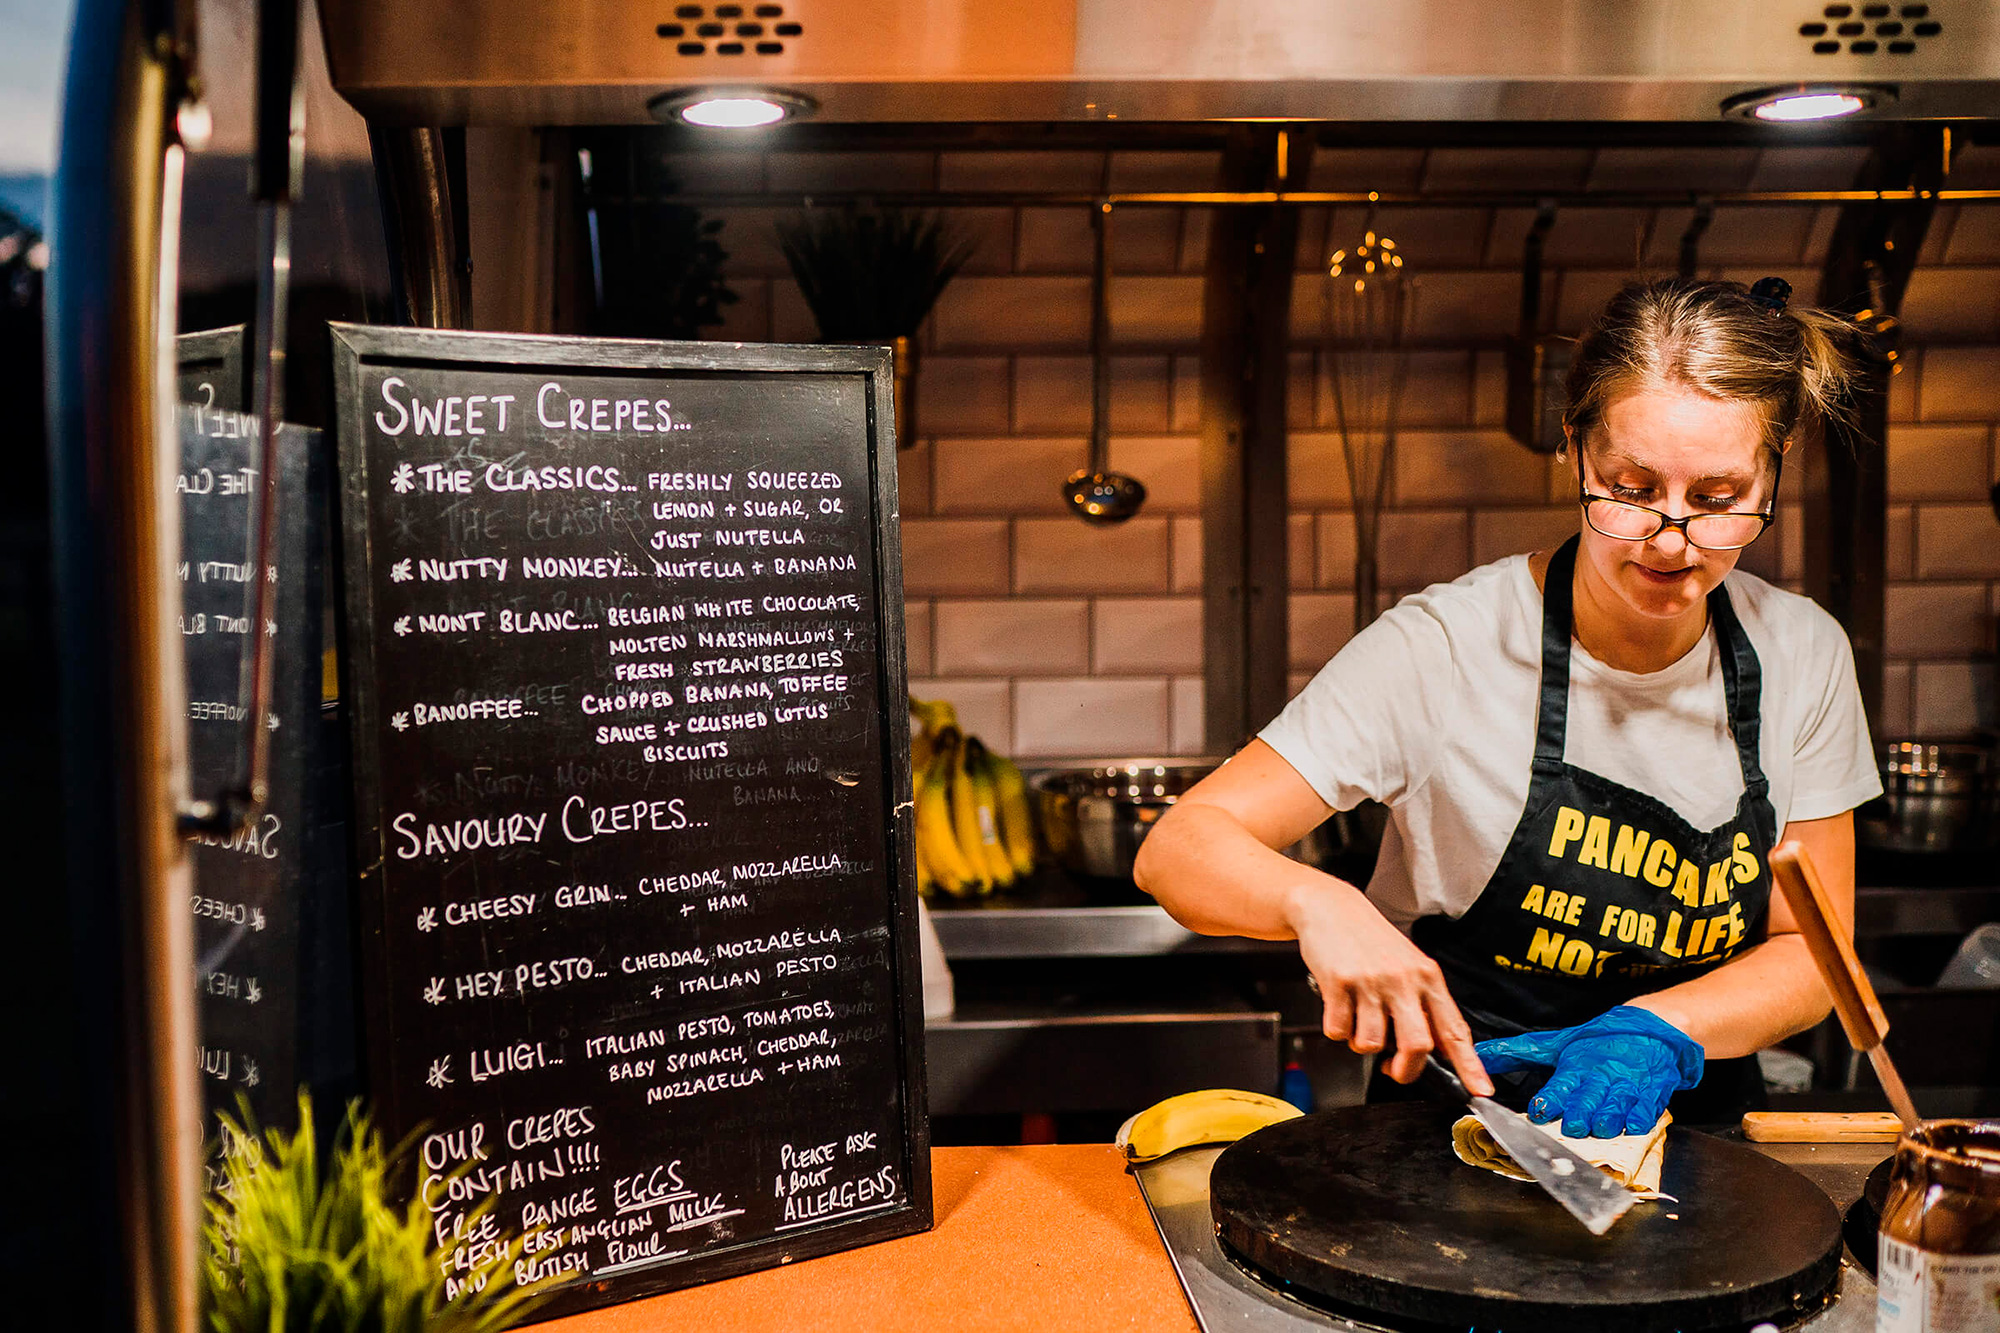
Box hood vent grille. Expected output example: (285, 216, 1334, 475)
(1801, 3, 1944, 56)
(657, 3, 803, 58)
(319, 0, 2000, 126)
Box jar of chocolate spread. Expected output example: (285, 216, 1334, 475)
(1876, 1119, 2000, 1332)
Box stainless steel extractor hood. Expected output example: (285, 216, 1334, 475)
(318, 0, 2000, 125)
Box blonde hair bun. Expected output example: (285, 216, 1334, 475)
(1563, 277, 1858, 458)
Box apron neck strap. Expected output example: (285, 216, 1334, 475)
(1535, 536, 1768, 790)
(1533, 538, 1582, 772)
(1708, 575, 1768, 790)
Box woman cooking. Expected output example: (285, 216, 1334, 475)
(1135, 276, 1883, 1136)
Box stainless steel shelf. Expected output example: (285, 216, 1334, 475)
(1855, 884, 2000, 937)
(927, 867, 1296, 960)
(931, 903, 1293, 960)
(924, 1003, 1281, 1116)
(929, 879, 1998, 961)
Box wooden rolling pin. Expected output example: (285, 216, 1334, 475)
(1742, 1111, 1905, 1143)
(1766, 841, 1922, 1131)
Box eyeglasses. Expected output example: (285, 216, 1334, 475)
(1574, 448, 1781, 552)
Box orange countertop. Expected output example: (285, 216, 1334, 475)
(539, 1144, 1199, 1333)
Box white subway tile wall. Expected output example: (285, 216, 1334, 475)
(1472, 508, 1581, 566)
(1288, 515, 1315, 591)
(1884, 584, 1995, 660)
(1107, 436, 1201, 512)
(1170, 677, 1207, 756)
(1881, 661, 1914, 737)
(932, 436, 1085, 515)
(1014, 678, 1173, 757)
(894, 440, 932, 515)
(1290, 593, 1359, 670)
(1916, 505, 2000, 580)
(1169, 517, 1203, 593)
(1015, 516, 1173, 594)
(1013, 356, 1092, 431)
(903, 600, 933, 678)
(905, 677, 1014, 749)
(900, 519, 1010, 596)
(1095, 597, 1205, 674)
(933, 599, 1090, 676)
(1888, 425, 1993, 501)
(1912, 661, 1994, 736)
(687, 147, 2000, 751)
(1885, 506, 1913, 582)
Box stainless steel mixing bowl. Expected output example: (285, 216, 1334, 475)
(1032, 761, 1211, 880)
(1031, 759, 1386, 882)
(1857, 740, 1999, 855)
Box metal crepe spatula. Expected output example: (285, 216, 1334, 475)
(1303, 973, 1638, 1234)
(1423, 1054, 1639, 1236)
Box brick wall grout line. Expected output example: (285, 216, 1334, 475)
(1005, 352, 1019, 435)
(1006, 509, 1019, 598)
(1086, 597, 1102, 677)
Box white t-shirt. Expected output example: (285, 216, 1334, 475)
(1261, 555, 1882, 929)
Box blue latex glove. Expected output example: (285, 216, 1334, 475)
(1473, 1006, 1704, 1139)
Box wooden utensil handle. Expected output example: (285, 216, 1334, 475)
(1769, 841, 1889, 1052)
(1741, 1111, 1904, 1143)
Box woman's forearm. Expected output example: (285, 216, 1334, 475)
(1635, 814, 1857, 1060)
(1627, 934, 1832, 1060)
(1137, 797, 1493, 1092)
(1133, 802, 1346, 939)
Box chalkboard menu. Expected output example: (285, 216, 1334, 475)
(176, 324, 246, 414)
(330, 326, 930, 1316)
(174, 397, 320, 1135)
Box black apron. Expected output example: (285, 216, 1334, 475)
(1386, 536, 1776, 1125)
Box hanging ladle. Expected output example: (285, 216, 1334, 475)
(1064, 199, 1146, 524)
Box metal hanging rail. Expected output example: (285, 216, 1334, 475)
(627, 187, 2000, 209)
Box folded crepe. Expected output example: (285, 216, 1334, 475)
(1451, 1110, 1672, 1197)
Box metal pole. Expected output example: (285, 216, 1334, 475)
(1201, 127, 1310, 752)
(369, 126, 472, 329)
(1089, 196, 1111, 479)
(47, 1, 203, 1329)
(648, 186, 2000, 211)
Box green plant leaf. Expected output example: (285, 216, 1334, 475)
(776, 205, 977, 341)
(203, 1092, 557, 1333)
(576, 140, 740, 341)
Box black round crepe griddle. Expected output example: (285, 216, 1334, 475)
(1211, 1103, 1844, 1333)
(1842, 1154, 1897, 1276)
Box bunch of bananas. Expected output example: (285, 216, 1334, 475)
(909, 696, 1036, 897)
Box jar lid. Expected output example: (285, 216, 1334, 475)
(1895, 1118, 2000, 1196)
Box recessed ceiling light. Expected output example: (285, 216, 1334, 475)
(648, 88, 817, 128)
(1721, 85, 1895, 122)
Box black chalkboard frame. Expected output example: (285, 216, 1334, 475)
(175, 324, 247, 414)
(328, 324, 933, 1312)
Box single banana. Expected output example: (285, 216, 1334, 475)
(917, 733, 980, 896)
(909, 750, 935, 897)
(988, 750, 1037, 878)
(913, 830, 935, 897)
(909, 723, 935, 796)
(908, 694, 959, 737)
(945, 733, 994, 896)
(1115, 1089, 1305, 1164)
(963, 739, 1016, 889)
(917, 809, 971, 896)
